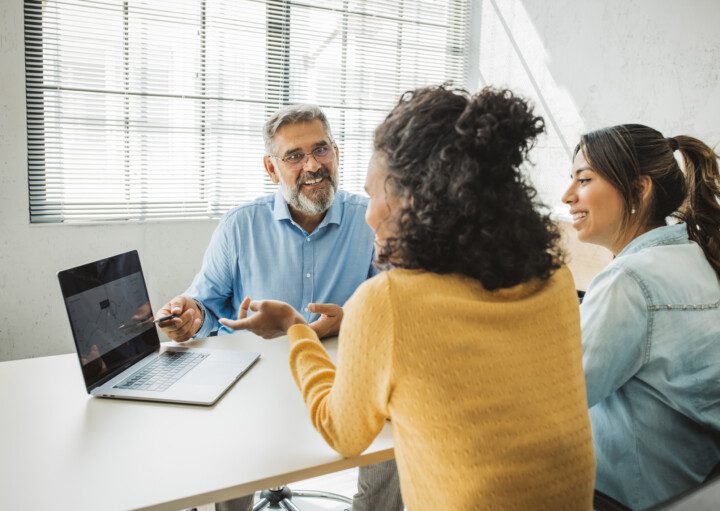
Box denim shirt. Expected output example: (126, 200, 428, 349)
(186, 189, 376, 337)
(581, 223, 720, 510)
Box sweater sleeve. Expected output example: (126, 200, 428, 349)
(287, 273, 395, 457)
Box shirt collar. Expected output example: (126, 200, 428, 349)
(271, 189, 344, 229)
(318, 190, 343, 228)
(272, 190, 292, 221)
(617, 223, 689, 257)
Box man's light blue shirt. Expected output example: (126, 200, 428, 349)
(187, 189, 376, 337)
(581, 223, 720, 510)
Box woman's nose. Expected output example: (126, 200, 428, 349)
(561, 184, 575, 205)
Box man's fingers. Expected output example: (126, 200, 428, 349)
(307, 303, 342, 316)
(159, 309, 193, 333)
(159, 316, 183, 331)
(219, 317, 253, 331)
(165, 316, 201, 342)
(158, 294, 188, 318)
(238, 296, 251, 319)
(169, 308, 195, 330)
(156, 304, 174, 317)
(308, 317, 328, 338)
(168, 295, 191, 315)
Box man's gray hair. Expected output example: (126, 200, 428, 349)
(263, 104, 333, 154)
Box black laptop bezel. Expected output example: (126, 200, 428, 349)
(58, 250, 161, 392)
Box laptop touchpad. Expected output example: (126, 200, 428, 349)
(181, 359, 240, 386)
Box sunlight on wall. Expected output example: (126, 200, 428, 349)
(478, 0, 585, 218)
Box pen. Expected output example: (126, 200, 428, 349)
(118, 314, 179, 330)
(154, 314, 179, 324)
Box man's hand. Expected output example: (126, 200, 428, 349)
(219, 297, 306, 339)
(307, 303, 343, 338)
(156, 295, 202, 342)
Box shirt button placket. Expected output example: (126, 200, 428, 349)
(302, 235, 314, 319)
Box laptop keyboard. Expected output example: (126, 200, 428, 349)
(114, 351, 209, 392)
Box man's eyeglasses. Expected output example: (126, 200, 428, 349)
(271, 144, 335, 169)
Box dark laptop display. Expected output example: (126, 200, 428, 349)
(58, 251, 159, 391)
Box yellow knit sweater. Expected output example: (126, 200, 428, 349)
(288, 266, 594, 510)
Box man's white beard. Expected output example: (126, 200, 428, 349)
(279, 176, 337, 215)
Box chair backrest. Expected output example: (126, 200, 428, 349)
(593, 490, 631, 511)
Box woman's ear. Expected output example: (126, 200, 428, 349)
(638, 175, 653, 208)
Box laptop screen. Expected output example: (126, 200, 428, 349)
(58, 251, 159, 391)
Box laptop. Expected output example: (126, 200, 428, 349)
(58, 250, 259, 405)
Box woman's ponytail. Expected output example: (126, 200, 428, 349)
(674, 135, 720, 279)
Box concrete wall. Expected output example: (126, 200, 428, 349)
(2, 0, 719, 360)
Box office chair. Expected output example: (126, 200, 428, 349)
(593, 490, 631, 511)
(252, 486, 351, 511)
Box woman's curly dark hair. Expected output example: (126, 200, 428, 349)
(373, 84, 564, 290)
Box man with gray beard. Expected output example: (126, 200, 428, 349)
(156, 104, 402, 511)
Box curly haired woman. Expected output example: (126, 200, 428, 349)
(223, 85, 596, 510)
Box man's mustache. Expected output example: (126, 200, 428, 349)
(297, 167, 334, 186)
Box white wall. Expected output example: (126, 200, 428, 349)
(475, 0, 720, 292)
(1, 0, 719, 360)
(0, 0, 216, 361)
(477, 0, 720, 211)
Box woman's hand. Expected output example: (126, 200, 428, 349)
(219, 297, 306, 339)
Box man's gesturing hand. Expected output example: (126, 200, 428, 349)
(220, 297, 306, 339)
(307, 303, 343, 338)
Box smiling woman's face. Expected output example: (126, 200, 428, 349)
(562, 149, 626, 252)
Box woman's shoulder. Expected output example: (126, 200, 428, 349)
(611, 234, 709, 285)
(362, 267, 575, 302)
(352, 268, 461, 305)
(353, 268, 425, 299)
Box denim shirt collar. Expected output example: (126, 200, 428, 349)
(616, 223, 689, 258)
(271, 189, 343, 231)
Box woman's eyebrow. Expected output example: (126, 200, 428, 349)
(572, 166, 592, 177)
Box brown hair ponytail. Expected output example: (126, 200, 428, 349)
(674, 136, 720, 278)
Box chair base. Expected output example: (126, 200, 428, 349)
(253, 486, 352, 511)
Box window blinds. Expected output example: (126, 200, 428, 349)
(25, 0, 472, 223)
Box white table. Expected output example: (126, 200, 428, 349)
(0, 332, 394, 511)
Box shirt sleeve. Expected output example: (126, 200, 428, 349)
(287, 274, 394, 457)
(185, 214, 240, 337)
(581, 265, 649, 408)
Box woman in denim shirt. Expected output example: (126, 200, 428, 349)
(562, 124, 720, 510)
